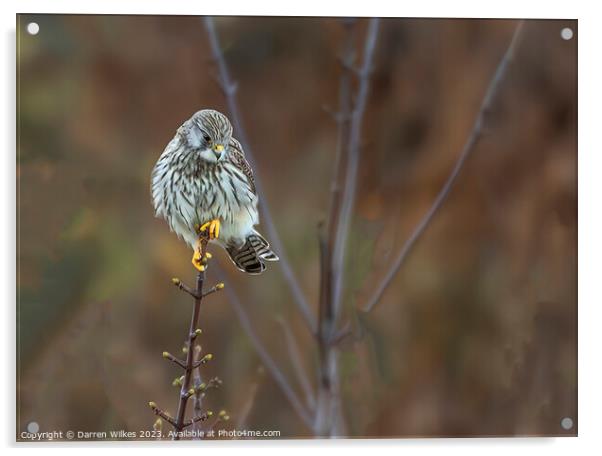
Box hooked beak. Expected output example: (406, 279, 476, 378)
(212, 143, 224, 159)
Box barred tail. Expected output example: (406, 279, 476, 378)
(226, 231, 279, 275)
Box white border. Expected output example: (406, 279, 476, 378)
(3, 1, 601, 454)
(6, 0, 583, 18)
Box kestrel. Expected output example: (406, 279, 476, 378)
(151, 109, 278, 274)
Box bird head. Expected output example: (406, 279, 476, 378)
(184, 109, 233, 163)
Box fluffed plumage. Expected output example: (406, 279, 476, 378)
(151, 109, 278, 274)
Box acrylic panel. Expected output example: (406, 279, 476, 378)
(16, 15, 577, 441)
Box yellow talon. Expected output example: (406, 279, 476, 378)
(192, 249, 204, 272)
(193, 219, 220, 270)
(199, 219, 220, 240)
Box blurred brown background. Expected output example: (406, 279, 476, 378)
(16, 16, 576, 439)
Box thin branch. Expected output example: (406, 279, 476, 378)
(315, 227, 333, 435)
(150, 234, 226, 439)
(214, 264, 313, 428)
(191, 345, 205, 435)
(331, 18, 380, 317)
(323, 18, 358, 332)
(363, 20, 525, 313)
(171, 278, 199, 299)
(317, 226, 332, 380)
(203, 16, 317, 335)
(183, 412, 213, 428)
(314, 19, 380, 437)
(191, 353, 214, 369)
(202, 282, 225, 298)
(162, 351, 187, 369)
(148, 402, 177, 427)
(276, 317, 316, 411)
(171, 240, 207, 439)
(330, 322, 353, 346)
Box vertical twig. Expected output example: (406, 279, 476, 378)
(331, 18, 380, 319)
(191, 345, 204, 435)
(315, 228, 337, 436)
(172, 267, 205, 438)
(323, 18, 358, 340)
(315, 18, 380, 437)
(362, 20, 525, 313)
(149, 235, 223, 439)
(203, 16, 317, 335)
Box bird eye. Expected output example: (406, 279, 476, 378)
(203, 135, 211, 142)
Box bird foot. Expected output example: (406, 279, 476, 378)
(192, 248, 206, 272)
(192, 238, 214, 272)
(199, 219, 220, 240)
(191, 219, 219, 272)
